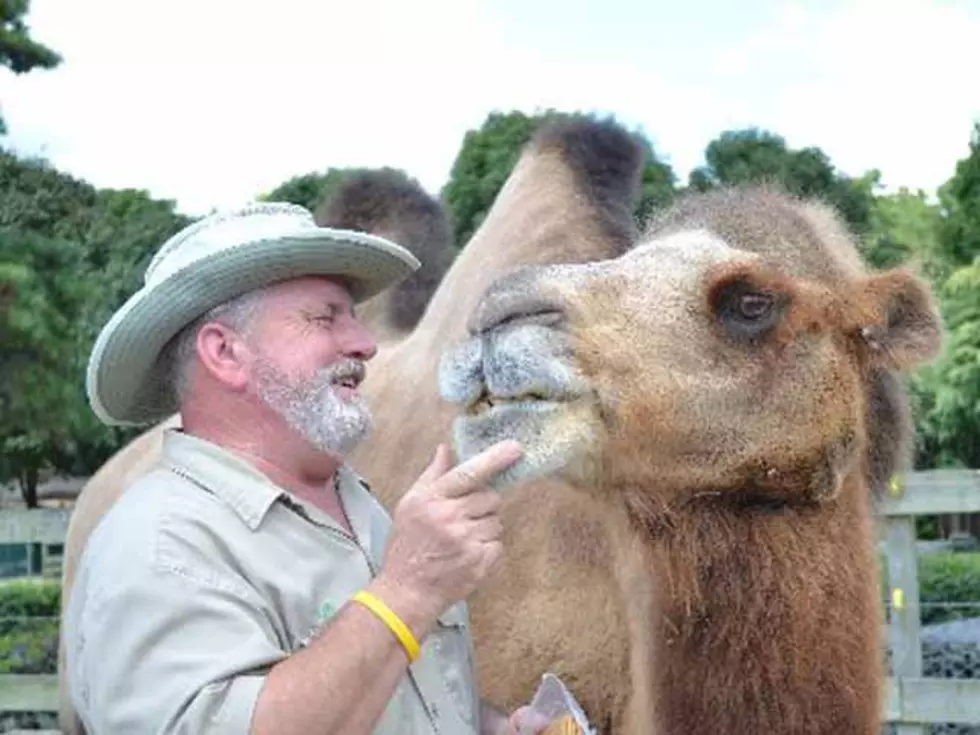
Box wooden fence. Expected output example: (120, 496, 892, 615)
(879, 469, 980, 731)
(1, 469, 979, 731)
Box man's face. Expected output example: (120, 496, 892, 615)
(240, 276, 379, 458)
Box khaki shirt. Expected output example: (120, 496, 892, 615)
(64, 430, 481, 734)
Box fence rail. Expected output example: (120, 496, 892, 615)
(1, 469, 978, 730)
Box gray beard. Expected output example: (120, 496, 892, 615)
(251, 357, 374, 457)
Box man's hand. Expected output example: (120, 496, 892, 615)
(371, 440, 524, 636)
(506, 705, 555, 734)
(482, 702, 553, 735)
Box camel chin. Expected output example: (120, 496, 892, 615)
(438, 321, 602, 491)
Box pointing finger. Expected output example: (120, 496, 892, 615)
(437, 441, 524, 499)
(411, 443, 455, 494)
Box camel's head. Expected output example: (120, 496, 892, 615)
(439, 188, 944, 510)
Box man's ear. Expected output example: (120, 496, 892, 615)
(195, 322, 251, 391)
(854, 268, 945, 370)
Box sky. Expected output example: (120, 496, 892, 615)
(0, 0, 978, 217)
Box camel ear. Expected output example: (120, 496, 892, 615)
(855, 269, 944, 370)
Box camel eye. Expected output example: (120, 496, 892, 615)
(710, 275, 786, 344)
(737, 293, 774, 320)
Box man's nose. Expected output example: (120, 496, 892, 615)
(341, 321, 378, 361)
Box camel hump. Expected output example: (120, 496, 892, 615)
(530, 117, 646, 251)
(315, 169, 457, 330)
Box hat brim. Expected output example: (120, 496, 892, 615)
(86, 228, 420, 426)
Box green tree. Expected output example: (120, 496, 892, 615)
(57, 189, 190, 481)
(0, 152, 98, 504)
(0, 0, 62, 134)
(0, 0, 59, 73)
(81, 188, 191, 308)
(910, 258, 980, 470)
(908, 123, 980, 471)
(861, 180, 943, 272)
(441, 109, 676, 245)
(689, 128, 875, 234)
(0, 152, 190, 504)
(936, 122, 980, 271)
(0, 149, 97, 239)
(0, 227, 91, 506)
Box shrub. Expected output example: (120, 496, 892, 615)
(919, 552, 980, 625)
(0, 578, 61, 675)
(881, 551, 980, 625)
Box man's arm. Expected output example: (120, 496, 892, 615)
(68, 554, 437, 735)
(251, 575, 438, 735)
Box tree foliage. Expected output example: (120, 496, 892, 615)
(688, 127, 875, 234)
(0, 227, 87, 506)
(0, 0, 61, 134)
(0, 0, 60, 74)
(905, 125, 980, 471)
(936, 123, 980, 271)
(0, 152, 189, 505)
(861, 182, 941, 271)
(912, 259, 980, 470)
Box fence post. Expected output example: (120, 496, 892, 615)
(883, 473, 925, 734)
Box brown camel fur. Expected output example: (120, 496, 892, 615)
(438, 181, 944, 733)
(58, 120, 941, 734)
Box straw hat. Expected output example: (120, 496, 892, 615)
(85, 201, 420, 426)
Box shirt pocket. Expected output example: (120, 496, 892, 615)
(291, 590, 350, 652)
(424, 602, 479, 728)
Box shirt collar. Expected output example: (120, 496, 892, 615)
(161, 429, 286, 530)
(273, 461, 378, 547)
(160, 429, 380, 539)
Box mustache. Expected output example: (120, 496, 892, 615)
(323, 359, 367, 388)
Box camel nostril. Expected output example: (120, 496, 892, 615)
(467, 266, 568, 336)
(468, 289, 568, 336)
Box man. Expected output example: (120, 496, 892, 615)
(64, 202, 551, 734)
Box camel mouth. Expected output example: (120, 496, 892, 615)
(440, 326, 598, 491)
(449, 382, 599, 492)
(439, 322, 588, 410)
(465, 388, 568, 416)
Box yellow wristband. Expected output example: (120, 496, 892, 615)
(352, 590, 422, 663)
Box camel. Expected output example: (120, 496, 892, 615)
(438, 184, 944, 733)
(57, 119, 943, 734)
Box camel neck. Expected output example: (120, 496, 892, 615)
(640, 476, 884, 734)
